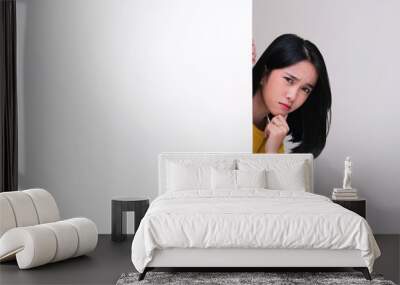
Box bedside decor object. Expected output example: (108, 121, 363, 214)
(332, 188, 358, 200)
(112, 197, 149, 242)
(342, 156, 352, 189)
(0, 189, 98, 269)
(332, 157, 358, 200)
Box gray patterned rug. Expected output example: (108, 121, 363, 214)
(116, 271, 397, 285)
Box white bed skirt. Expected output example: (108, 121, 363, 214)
(147, 248, 366, 268)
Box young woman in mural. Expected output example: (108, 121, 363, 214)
(252, 34, 331, 158)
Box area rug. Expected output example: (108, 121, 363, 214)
(116, 271, 397, 285)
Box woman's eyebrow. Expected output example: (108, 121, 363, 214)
(284, 72, 300, 81)
(284, 72, 314, 89)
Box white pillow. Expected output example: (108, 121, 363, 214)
(266, 162, 307, 191)
(237, 158, 309, 191)
(167, 162, 211, 191)
(211, 168, 268, 190)
(211, 168, 236, 190)
(236, 169, 267, 188)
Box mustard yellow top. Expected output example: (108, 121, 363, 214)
(253, 124, 285, 153)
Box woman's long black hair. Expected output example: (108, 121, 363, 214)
(253, 34, 332, 158)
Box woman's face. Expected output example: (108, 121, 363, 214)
(261, 60, 318, 116)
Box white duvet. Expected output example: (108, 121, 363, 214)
(131, 189, 380, 273)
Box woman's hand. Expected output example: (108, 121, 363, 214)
(264, 115, 289, 153)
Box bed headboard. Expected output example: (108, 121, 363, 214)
(158, 153, 314, 195)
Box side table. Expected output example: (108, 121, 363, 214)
(332, 198, 366, 219)
(111, 197, 149, 242)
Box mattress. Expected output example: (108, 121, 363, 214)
(131, 189, 380, 273)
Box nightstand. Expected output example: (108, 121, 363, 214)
(332, 198, 366, 219)
(111, 197, 150, 242)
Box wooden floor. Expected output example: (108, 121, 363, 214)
(0, 235, 398, 285)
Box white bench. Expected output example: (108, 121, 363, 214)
(0, 188, 98, 269)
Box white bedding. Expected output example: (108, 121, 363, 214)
(131, 189, 380, 273)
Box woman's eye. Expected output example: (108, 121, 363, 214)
(284, 77, 294, 84)
(303, 88, 311, 95)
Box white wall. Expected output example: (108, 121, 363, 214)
(17, 0, 399, 234)
(17, 0, 251, 233)
(253, 0, 400, 233)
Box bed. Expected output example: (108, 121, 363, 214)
(131, 153, 380, 280)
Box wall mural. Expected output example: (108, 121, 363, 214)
(252, 35, 332, 158)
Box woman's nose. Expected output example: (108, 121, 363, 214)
(286, 89, 298, 102)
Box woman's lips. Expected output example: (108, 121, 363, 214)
(279, 102, 291, 111)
